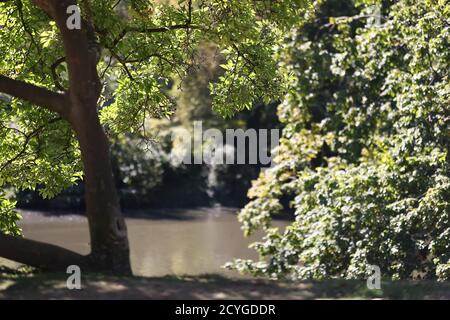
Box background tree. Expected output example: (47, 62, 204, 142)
(0, 0, 310, 274)
(230, 0, 450, 280)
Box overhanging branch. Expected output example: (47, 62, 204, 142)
(0, 75, 67, 116)
(0, 233, 89, 271)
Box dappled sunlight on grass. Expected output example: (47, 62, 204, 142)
(1, 268, 449, 300)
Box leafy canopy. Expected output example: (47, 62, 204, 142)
(0, 0, 311, 233)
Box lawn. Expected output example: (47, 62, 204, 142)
(1, 267, 449, 300)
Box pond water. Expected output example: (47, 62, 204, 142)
(3, 208, 289, 277)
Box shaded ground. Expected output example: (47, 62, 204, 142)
(1, 268, 449, 300)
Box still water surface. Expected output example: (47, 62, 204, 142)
(7, 208, 288, 277)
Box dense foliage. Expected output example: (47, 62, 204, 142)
(230, 0, 450, 280)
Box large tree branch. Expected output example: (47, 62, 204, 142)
(0, 233, 88, 271)
(0, 75, 67, 116)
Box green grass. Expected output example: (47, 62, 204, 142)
(1, 267, 449, 300)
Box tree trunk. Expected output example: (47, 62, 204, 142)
(0, 0, 132, 275)
(69, 100, 132, 275)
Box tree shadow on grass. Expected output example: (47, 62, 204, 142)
(1, 272, 449, 300)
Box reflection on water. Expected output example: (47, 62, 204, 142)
(8, 208, 288, 277)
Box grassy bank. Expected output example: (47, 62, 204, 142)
(1, 267, 449, 300)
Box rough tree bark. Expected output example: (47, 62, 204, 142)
(0, 0, 132, 275)
(70, 100, 131, 275)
